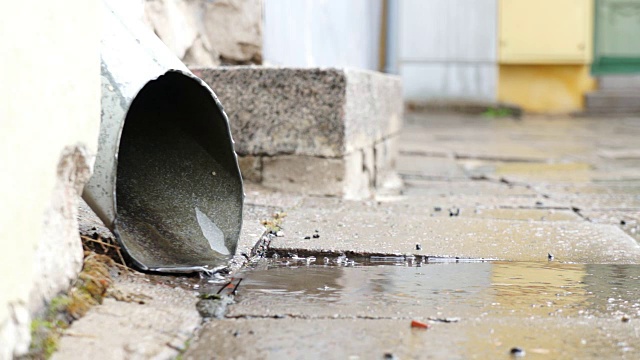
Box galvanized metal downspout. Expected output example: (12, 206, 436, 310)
(83, 0, 244, 273)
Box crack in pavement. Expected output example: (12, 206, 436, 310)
(224, 314, 461, 322)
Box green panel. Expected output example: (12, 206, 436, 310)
(592, 0, 640, 74)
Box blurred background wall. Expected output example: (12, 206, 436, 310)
(397, 0, 498, 103)
(145, 0, 640, 115)
(263, 0, 383, 70)
(143, 0, 263, 67)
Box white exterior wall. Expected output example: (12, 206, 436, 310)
(0, 1, 100, 357)
(398, 0, 498, 102)
(263, 0, 383, 71)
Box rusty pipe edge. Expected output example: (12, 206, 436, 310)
(82, 0, 244, 273)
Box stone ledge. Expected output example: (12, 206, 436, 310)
(237, 136, 400, 200)
(194, 66, 403, 198)
(192, 66, 402, 157)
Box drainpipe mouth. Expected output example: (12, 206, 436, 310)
(83, 1, 243, 273)
(114, 71, 243, 272)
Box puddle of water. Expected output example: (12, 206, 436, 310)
(195, 261, 640, 359)
(233, 262, 639, 319)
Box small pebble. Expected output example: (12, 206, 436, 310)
(276, 231, 284, 237)
(449, 208, 460, 217)
(548, 253, 554, 261)
(415, 244, 422, 250)
(510, 347, 526, 357)
(620, 220, 626, 225)
(383, 353, 397, 360)
(622, 315, 630, 323)
(434, 207, 442, 212)
(304, 236, 311, 240)
(535, 201, 543, 206)
(313, 233, 320, 239)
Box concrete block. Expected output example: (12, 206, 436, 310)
(261, 156, 346, 197)
(260, 151, 378, 199)
(237, 156, 262, 183)
(193, 67, 403, 198)
(375, 137, 404, 192)
(344, 69, 403, 154)
(192, 67, 403, 157)
(343, 149, 374, 200)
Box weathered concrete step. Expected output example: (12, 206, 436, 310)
(193, 67, 402, 157)
(193, 67, 403, 199)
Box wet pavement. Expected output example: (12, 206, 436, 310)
(255, 114, 640, 262)
(58, 113, 640, 359)
(193, 114, 640, 359)
(185, 261, 640, 359)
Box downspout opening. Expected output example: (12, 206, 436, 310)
(115, 71, 243, 271)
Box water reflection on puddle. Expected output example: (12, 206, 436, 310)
(236, 260, 640, 320)
(186, 260, 640, 359)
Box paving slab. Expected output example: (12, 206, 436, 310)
(492, 162, 594, 183)
(462, 208, 582, 221)
(186, 317, 638, 360)
(311, 194, 567, 216)
(401, 179, 537, 197)
(580, 210, 640, 242)
(534, 181, 640, 196)
(185, 262, 640, 359)
(598, 149, 640, 159)
(398, 155, 467, 179)
(193, 67, 402, 157)
(53, 274, 201, 360)
(556, 194, 640, 211)
(272, 205, 640, 263)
